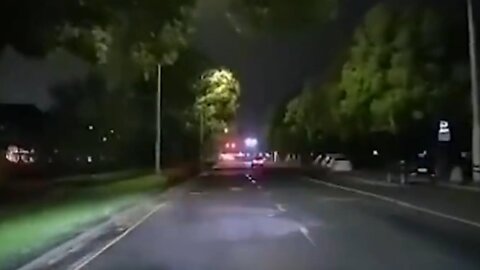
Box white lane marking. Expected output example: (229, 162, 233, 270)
(306, 177, 480, 230)
(189, 191, 204, 196)
(230, 187, 242, 192)
(276, 203, 286, 212)
(251, 180, 256, 184)
(72, 203, 167, 270)
(318, 197, 358, 202)
(299, 226, 316, 246)
(257, 186, 263, 190)
(348, 176, 400, 187)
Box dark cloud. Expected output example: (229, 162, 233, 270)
(0, 46, 89, 110)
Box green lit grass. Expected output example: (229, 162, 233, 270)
(0, 174, 165, 267)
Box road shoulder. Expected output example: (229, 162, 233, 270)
(305, 172, 480, 227)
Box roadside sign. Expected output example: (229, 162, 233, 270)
(438, 120, 451, 142)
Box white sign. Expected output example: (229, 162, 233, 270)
(438, 120, 451, 142)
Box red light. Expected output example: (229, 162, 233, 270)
(225, 142, 236, 149)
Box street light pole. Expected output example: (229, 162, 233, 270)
(468, 0, 480, 182)
(199, 111, 204, 161)
(156, 64, 162, 174)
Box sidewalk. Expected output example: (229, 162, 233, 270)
(340, 169, 480, 192)
(308, 169, 480, 225)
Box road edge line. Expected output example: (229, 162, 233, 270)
(306, 177, 480, 229)
(72, 202, 166, 270)
(346, 175, 401, 188)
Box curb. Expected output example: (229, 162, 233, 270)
(340, 170, 480, 191)
(341, 174, 401, 188)
(15, 169, 199, 270)
(16, 198, 160, 270)
(439, 183, 480, 193)
(71, 202, 166, 270)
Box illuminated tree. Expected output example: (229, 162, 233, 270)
(194, 68, 241, 135)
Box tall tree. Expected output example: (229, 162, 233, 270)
(194, 69, 241, 135)
(228, 0, 338, 32)
(1, 1, 195, 61)
(270, 2, 471, 158)
(56, 0, 196, 89)
(338, 4, 469, 139)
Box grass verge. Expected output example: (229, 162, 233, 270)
(0, 174, 166, 268)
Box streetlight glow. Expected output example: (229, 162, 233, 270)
(244, 138, 258, 148)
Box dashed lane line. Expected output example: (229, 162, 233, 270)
(299, 226, 316, 247)
(276, 203, 286, 212)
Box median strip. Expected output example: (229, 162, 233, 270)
(0, 174, 166, 270)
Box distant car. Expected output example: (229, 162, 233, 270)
(326, 154, 353, 172)
(405, 158, 436, 184)
(251, 156, 265, 168)
(214, 152, 250, 169)
(320, 154, 346, 167)
(387, 155, 436, 184)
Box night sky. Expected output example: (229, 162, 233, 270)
(0, 47, 89, 110)
(193, 0, 375, 137)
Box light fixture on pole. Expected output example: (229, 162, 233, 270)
(244, 137, 258, 148)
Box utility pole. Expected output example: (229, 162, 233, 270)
(156, 64, 162, 174)
(468, 0, 480, 182)
(199, 112, 204, 161)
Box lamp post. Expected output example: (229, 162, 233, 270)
(468, 0, 480, 182)
(155, 64, 162, 174)
(199, 111, 204, 161)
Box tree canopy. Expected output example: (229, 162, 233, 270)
(194, 68, 241, 135)
(270, 2, 470, 159)
(228, 0, 338, 33)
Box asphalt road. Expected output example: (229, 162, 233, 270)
(81, 168, 480, 270)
